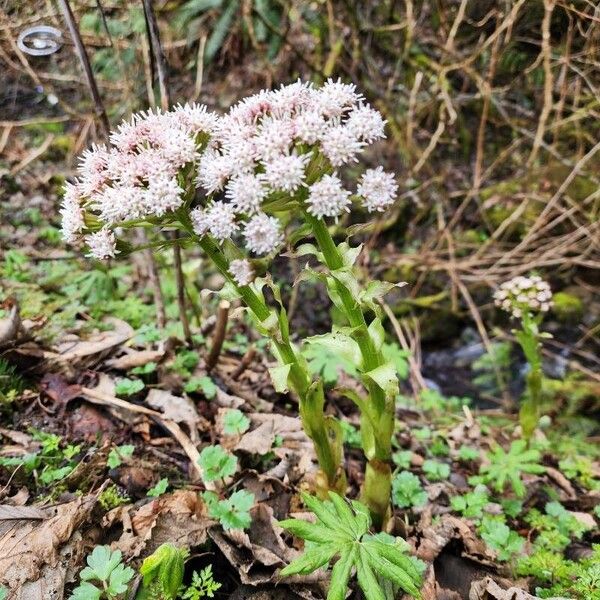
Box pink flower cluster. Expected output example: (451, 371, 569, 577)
(61, 104, 218, 258)
(63, 80, 399, 266)
(191, 80, 397, 247)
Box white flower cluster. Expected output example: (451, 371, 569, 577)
(65, 80, 399, 265)
(61, 104, 218, 258)
(494, 275, 553, 318)
(191, 79, 397, 255)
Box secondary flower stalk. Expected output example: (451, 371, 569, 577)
(495, 275, 553, 440)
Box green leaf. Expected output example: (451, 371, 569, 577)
(211, 490, 254, 530)
(268, 363, 291, 393)
(327, 546, 356, 600)
(147, 478, 169, 498)
(204, 0, 238, 63)
(392, 471, 427, 508)
(364, 361, 399, 398)
(82, 546, 123, 581)
(197, 445, 237, 482)
(356, 546, 386, 600)
(106, 562, 135, 595)
(362, 543, 421, 597)
(69, 582, 103, 600)
(279, 493, 421, 600)
(280, 543, 339, 576)
(114, 378, 144, 397)
(222, 409, 250, 435)
(107, 445, 134, 469)
(184, 376, 217, 399)
(479, 441, 545, 498)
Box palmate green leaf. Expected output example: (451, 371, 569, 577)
(279, 493, 422, 600)
(356, 546, 386, 600)
(328, 546, 357, 600)
(479, 440, 546, 498)
(280, 543, 340, 576)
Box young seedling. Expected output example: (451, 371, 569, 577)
(197, 445, 237, 482)
(70, 546, 134, 600)
(391, 471, 428, 509)
(222, 408, 250, 435)
(136, 543, 187, 600)
(494, 276, 553, 439)
(479, 517, 524, 562)
(476, 440, 546, 498)
(182, 565, 222, 599)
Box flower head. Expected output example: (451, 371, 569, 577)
(494, 276, 553, 318)
(60, 182, 85, 242)
(306, 174, 352, 218)
(243, 213, 283, 255)
(225, 173, 266, 215)
(357, 167, 398, 212)
(229, 259, 254, 286)
(85, 228, 117, 259)
(192, 201, 238, 242)
(320, 125, 364, 167)
(263, 153, 309, 192)
(346, 104, 386, 143)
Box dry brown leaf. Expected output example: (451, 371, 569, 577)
(110, 490, 213, 558)
(0, 495, 95, 591)
(145, 388, 201, 442)
(237, 421, 275, 455)
(105, 349, 164, 370)
(469, 577, 556, 600)
(415, 513, 494, 565)
(0, 304, 22, 346)
(209, 503, 295, 585)
(52, 317, 133, 362)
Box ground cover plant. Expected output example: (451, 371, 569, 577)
(1, 1, 599, 599)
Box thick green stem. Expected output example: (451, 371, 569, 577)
(305, 214, 394, 527)
(195, 234, 344, 492)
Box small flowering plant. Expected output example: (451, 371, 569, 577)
(494, 275, 554, 440)
(62, 80, 402, 527)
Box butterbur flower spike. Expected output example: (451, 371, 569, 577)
(64, 81, 403, 526)
(494, 275, 553, 319)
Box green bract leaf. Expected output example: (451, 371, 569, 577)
(367, 318, 385, 352)
(336, 242, 362, 268)
(304, 331, 362, 369)
(364, 361, 399, 398)
(279, 493, 421, 600)
(268, 363, 291, 392)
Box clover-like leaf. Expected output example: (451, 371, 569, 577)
(222, 409, 250, 435)
(197, 445, 237, 482)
